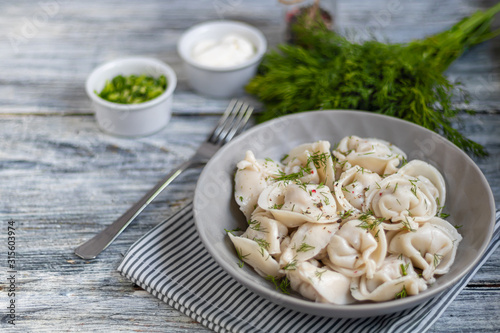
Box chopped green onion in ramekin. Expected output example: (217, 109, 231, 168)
(96, 74, 167, 104)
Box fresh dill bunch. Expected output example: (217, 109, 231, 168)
(246, 3, 500, 157)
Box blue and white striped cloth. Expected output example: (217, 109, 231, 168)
(118, 205, 500, 333)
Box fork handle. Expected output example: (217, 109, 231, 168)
(75, 159, 200, 259)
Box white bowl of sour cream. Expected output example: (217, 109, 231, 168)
(177, 20, 267, 98)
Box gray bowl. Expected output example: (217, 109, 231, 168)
(193, 110, 495, 318)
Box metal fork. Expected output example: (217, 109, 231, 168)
(75, 99, 253, 259)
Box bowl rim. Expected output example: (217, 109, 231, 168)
(85, 57, 177, 111)
(193, 109, 496, 316)
(177, 20, 267, 73)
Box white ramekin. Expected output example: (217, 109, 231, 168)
(177, 20, 267, 99)
(86, 57, 177, 137)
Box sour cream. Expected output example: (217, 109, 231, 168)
(191, 34, 256, 68)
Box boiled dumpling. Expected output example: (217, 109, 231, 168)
(398, 160, 446, 211)
(242, 211, 288, 255)
(287, 261, 355, 304)
(362, 174, 437, 230)
(350, 255, 427, 302)
(280, 222, 340, 269)
(282, 140, 337, 189)
(334, 165, 382, 213)
(234, 151, 283, 219)
(333, 136, 406, 176)
(388, 216, 462, 282)
(228, 233, 284, 279)
(257, 181, 338, 228)
(325, 218, 387, 278)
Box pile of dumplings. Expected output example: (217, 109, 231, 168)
(229, 136, 462, 304)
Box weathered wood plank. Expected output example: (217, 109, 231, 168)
(428, 288, 500, 333)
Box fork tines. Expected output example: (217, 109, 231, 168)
(209, 99, 253, 145)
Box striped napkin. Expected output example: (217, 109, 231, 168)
(118, 205, 500, 333)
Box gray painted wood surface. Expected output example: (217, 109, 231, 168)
(0, 0, 498, 332)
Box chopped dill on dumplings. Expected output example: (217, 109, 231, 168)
(227, 136, 462, 304)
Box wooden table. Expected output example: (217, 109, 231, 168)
(0, 0, 498, 331)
